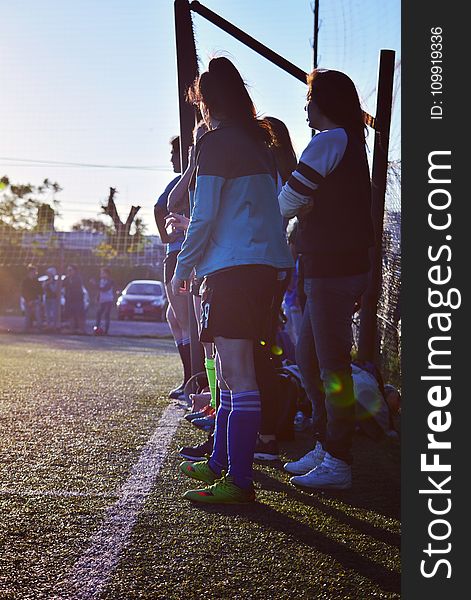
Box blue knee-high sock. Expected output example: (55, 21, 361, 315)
(227, 390, 261, 489)
(208, 390, 231, 476)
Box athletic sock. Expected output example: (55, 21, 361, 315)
(204, 357, 217, 409)
(176, 337, 192, 385)
(208, 389, 231, 475)
(227, 390, 261, 489)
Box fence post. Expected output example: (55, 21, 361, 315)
(174, 0, 204, 377)
(358, 49, 395, 364)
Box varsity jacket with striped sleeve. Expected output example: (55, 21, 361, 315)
(175, 123, 293, 281)
(278, 128, 374, 277)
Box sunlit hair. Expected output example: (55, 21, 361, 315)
(187, 57, 274, 145)
(307, 69, 367, 143)
(265, 116, 297, 184)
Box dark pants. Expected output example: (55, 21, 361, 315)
(296, 274, 368, 463)
(66, 301, 85, 333)
(96, 301, 113, 333)
(256, 271, 290, 436)
(24, 300, 42, 331)
(254, 344, 280, 435)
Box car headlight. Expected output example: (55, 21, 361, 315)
(117, 297, 127, 306)
(151, 299, 163, 307)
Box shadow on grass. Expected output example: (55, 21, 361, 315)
(188, 499, 400, 594)
(0, 332, 177, 354)
(253, 469, 400, 548)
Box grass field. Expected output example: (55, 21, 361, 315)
(0, 334, 400, 599)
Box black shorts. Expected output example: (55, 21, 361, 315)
(163, 251, 178, 285)
(199, 265, 277, 343)
(190, 276, 204, 297)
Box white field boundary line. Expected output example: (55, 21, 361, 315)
(0, 489, 116, 499)
(62, 401, 184, 600)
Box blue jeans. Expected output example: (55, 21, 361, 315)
(295, 274, 368, 463)
(45, 298, 58, 328)
(96, 302, 113, 333)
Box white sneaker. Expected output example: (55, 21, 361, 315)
(290, 452, 352, 490)
(283, 441, 325, 475)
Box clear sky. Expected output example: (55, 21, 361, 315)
(0, 0, 400, 233)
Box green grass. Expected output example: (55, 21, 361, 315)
(0, 334, 400, 599)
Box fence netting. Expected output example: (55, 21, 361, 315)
(378, 161, 401, 387)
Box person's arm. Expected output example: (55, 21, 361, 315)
(154, 178, 179, 244)
(21, 279, 28, 299)
(172, 132, 228, 291)
(278, 129, 347, 218)
(173, 175, 224, 283)
(167, 146, 196, 213)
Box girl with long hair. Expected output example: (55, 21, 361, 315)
(279, 69, 374, 490)
(172, 57, 293, 503)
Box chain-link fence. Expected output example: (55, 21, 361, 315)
(351, 159, 401, 388)
(378, 160, 401, 387)
(0, 229, 165, 314)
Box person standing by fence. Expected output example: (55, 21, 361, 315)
(279, 69, 374, 490)
(64, 264, 86, 334)
(21, 264, 43, 332)
(43, 267, 59, 332)
(94, 267, 115, 335)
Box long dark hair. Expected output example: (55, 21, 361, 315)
(187, 57, 273, 145)
(307, 69, 367, 143)
(265, 116, 297, 184)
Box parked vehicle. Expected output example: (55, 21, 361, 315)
(116, 279, 167, 321)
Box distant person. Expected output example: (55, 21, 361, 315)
(279, 69, 374, 490)
(64, 264, 86, 334)
(94, 267, 115, 335)
(154, 136, 191, 400)
(21, 264, 43, 332)
(43, 266, 60, 331)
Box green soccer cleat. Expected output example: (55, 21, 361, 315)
(179, 459, 219, 485)
(183, 475, 256, 504)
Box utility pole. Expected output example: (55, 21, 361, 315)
(311, 0, 320, 138)
(313, 0, 319, 70)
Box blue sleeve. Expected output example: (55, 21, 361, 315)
(155, 176, 179, 211)
(174, 175, 225, 280)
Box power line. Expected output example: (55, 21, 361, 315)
(0, 157, 172, 172)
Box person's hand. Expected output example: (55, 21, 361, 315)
(171, 275, 189, 296)
(165, 212, 190, 233)
(188, 144, 196, 167)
